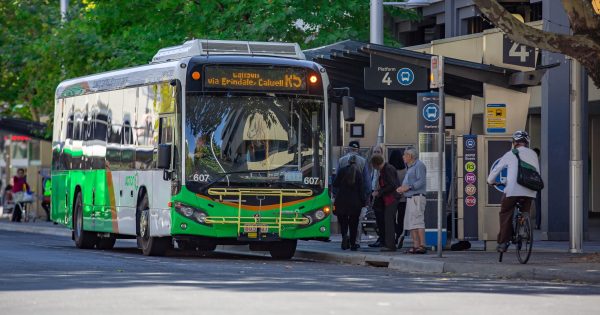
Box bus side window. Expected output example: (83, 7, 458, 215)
(107, 124, 122, 169)
(66, 114, 74, 141)
(159, 117, 174, 145)
(121, 120, 135, 169)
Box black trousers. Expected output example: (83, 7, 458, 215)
(498, 196, 533, 244)
(395, 202, 407, 237)
(384, 201, 399, 249)
(42, 201, 51, 221)
(374, 207, 385, 241)
(338, 214, 360, 246)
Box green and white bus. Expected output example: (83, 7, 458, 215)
(52, 40, 333, 259)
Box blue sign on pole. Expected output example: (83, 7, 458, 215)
(422, 103, 440, 122)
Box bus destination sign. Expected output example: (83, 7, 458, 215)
(204, 67, 306, 91)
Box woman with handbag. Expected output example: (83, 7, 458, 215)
(389, 150, 408, 249)
(371, 155, 400, 252)
(367, 145, 385, 248)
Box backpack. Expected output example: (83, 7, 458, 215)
(512, 149, 544, 191)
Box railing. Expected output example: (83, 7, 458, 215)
(206, 188, 313, 238)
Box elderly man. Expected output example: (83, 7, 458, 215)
(396, 147, 427, 254)
(337, 141, 370, 247)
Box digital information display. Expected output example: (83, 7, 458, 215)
(204, 66, 307, 91)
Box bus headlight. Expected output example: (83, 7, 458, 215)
(302, 207, 330, 227)
(174, 202, 211, 226)
(315, 210, 325, 220)
(193, 212, 207, 224)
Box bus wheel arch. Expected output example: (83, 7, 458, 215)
(269, 239, 297, 260)
(135, 186, 148, 237)
(136, 190, 171, 256)
(73, 187, 98, 249)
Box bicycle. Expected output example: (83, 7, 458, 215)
(498, 200, 533, 264)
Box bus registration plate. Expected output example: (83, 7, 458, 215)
(243, 224, 269, 233)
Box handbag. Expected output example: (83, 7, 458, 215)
(512, 149, 544, 191)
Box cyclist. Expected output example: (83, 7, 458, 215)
(487, 131, 540, 253)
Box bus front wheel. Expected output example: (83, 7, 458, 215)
(269, 239, 297, 260)
(73, 192, 98, 249)
(137, 194, 171, 256)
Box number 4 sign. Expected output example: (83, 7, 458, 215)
(502, 35, 535, 68)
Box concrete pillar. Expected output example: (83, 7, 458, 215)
(444, 0, 456, 38)
(540, 0, 570, 240)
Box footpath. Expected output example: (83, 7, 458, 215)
(1, 218, 599, 284)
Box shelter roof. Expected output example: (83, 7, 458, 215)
(304, 40, 543, 110)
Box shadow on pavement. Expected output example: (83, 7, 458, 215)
(1, 230, 599, 295)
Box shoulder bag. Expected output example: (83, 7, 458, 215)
(512, 149, 544, 191)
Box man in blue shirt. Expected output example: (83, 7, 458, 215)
(396, 147, 427, 254)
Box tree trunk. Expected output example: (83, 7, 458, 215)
(472, 0, 600, 88)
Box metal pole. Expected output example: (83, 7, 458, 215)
(370, 0, 384, 44)
(60, 0, 69, 22)
(377, 108, 384, 145)
(450, 135, 456, 244)
(569, 58, 583, 253)
(437, 57, 445, 258)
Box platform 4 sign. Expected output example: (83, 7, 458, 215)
(502, 35, 535, 68)
(364, 55, 428, 91)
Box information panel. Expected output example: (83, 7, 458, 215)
(463, 135, 478, 239)
(204, 66, 306, 91)
(417, 92, 445, 192)
(486, 103, 507, 134)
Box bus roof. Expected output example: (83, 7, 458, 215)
(151, 39, 305, 63)
(56, 54, 324, 99)
(55, 60, 183, 99)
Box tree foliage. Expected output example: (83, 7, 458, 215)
(472, 0, 600, 88)
(0, 0, 415, 123)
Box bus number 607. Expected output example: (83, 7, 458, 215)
(303, 177, 319, 185)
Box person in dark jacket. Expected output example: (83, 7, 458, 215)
(332, 155, 365, 251)
(389, 149, 407, 249)
(371, 155, 400, 252)
(368, 145, 385, 248)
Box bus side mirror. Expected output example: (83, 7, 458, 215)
(158, 144, 172, 169)
(342, 96, 355, 122)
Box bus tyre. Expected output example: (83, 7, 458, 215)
(269, 239, 297, 260)
(97, 236, 116, 250)
(198, 243, 217, 252)
(176, 240, 195, 251)
(137, 195, 171, 256)
(73, 192, 98, 249)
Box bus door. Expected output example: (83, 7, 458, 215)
(153, 115, 176, 211)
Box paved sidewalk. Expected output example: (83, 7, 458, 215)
(1, 218, 599, 283)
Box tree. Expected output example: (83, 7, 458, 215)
(472, 0, 600, 88)
(0, 0, 416, 122)
(0, 0, 61, 122)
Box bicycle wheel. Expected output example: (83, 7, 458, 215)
(516, 214, 533, 264)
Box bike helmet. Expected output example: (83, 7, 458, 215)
(512, 130, 530, 143)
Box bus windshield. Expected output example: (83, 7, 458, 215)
(184, 93, 325, 192)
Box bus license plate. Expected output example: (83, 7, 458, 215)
(243, 224, 268, 233)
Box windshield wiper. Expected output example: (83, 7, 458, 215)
(195, 170, 259, 192)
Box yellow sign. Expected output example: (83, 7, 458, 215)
(486, 104, 507, 133)
(593, 0, 600, 15)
